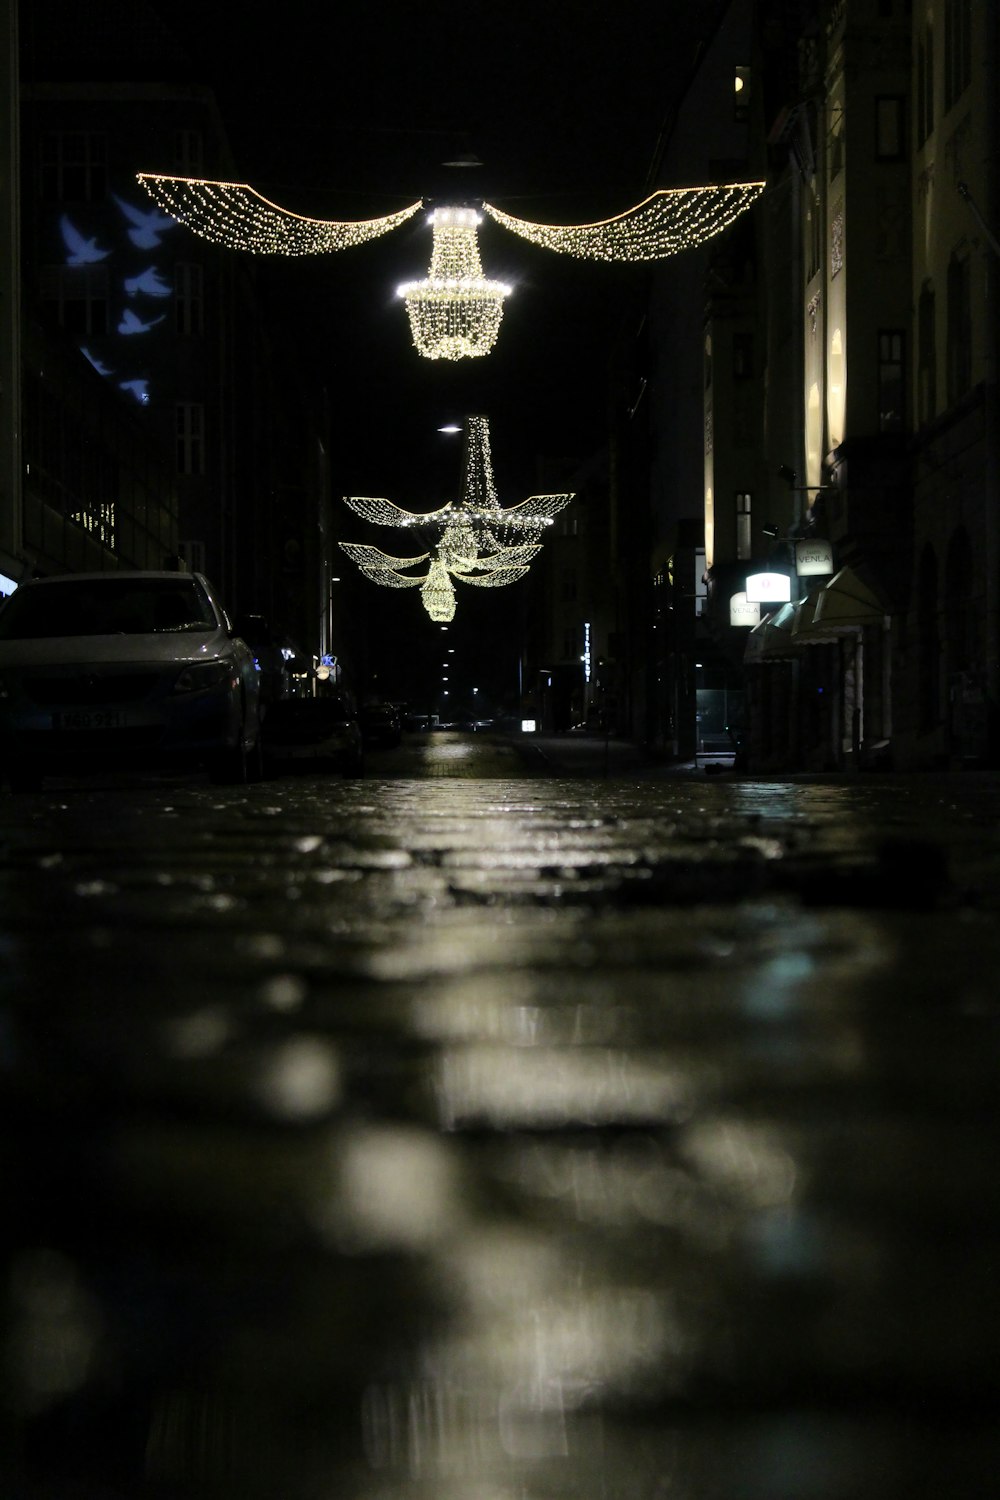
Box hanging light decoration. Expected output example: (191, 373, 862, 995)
(135, 173, 422, 253)
(339, 415, 572, 621)
(137, 171, 764, 359)
(421, 560, 457, 622)
(396, 208, 511, 361)
(482, 181, 765, 261)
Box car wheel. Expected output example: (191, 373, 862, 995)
(247, 732, 265, 782)
(208, 741, 248, 785)
(342, 749, 365, 778)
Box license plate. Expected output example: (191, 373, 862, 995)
(53, 710, 129, 731)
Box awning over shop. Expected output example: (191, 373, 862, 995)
(812, 565, 887, 628)
(744, 601, 799, 662)
(745, 568, 890, 665)
(791, 591, 843, 646)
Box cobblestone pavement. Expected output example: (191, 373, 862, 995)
(2, 738, 1000, 1498)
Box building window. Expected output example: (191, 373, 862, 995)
(40, 264, 109, 336)
(562, 626, 578, 659)
(946, 252, 972, 404)
(176, 402, 205, 476)
(918, 545, 940, 730)
(878, 331, 905, 431)
(178, 539, 206, 575)
(806, 189, 822, 280)
(560, 568, 577, 603)
(944, 0, 972, 112)
(918, 283, 936, 425)
(875, 97, 905, 160)
(40, 132, 107, 202)
(916, 26, 935, 145)
(733, 66, 750, 123)
(173, 130, 204, 174)
(828, 110, 845, 180)
(175, 262, 204, 335)
(732, 332, 754, 379)
(735, 492, 752, 561)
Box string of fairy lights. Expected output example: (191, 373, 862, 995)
(137, 172, 764, 360)
(136, 164, 764, 635)
(482, 182, 764, 261)
(338, 415, 573, 622)
(136, 173, 423, 254)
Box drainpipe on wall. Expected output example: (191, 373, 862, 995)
(957, 2, 1000, 758)
(0, 0, 22, 579)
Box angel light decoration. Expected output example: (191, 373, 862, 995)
(338, 415, 573, 622)
(137, 172, 764, 360)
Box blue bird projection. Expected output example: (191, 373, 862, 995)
(117, 307, 166, 335)
(54, 187, 183, 404)
(124, 267, 172, 298)
(60, 215, 111, 266)
(113, 194, 177, 249)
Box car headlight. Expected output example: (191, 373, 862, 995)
(173, 660, 234, 694)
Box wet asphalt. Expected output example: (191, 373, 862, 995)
(2, 730, 999, 1498)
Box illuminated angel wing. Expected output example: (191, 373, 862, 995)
(472, 493, 574, 531)
(472, 542, 543, 568)
(344, 496, 452, 528)
(137, 173, 423, 255)
(452, 565, 531, 587)
(339, 541, 428, 587)
(483, 182, 764, 261)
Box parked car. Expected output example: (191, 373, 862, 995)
(261, 692, 364, 776)
(360, 701, 402, 748)
(0, 570, 262, 791)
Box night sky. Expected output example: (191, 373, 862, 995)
(30, 0, 730, 705)
(145, 0, 729, 483)
(135, 0, 732, 706)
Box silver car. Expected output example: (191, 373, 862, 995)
(0, 571, 262, 790)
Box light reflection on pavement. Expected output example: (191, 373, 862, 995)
(2, 755, 1000, 1498)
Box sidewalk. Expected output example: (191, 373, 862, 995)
(499, 729, 1000, 784)
(501, 729, 718, 779)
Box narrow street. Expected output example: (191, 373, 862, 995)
(3, 736, 1000, 1498)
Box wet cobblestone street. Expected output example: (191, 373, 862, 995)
(3, 735, 1000, 1498)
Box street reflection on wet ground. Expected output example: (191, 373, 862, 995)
(2, 750, 1000, 1497)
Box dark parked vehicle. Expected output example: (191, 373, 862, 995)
(360, 701, 402, 748)
(0, 570, 262, 790)
(261, 692, 364, 776)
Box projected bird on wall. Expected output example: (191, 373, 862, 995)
(339, 414, 573, 621)
(137, 172, 764, 360)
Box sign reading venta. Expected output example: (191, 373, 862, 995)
(745, 572, 791, 604)
(795, 538, 834, 576)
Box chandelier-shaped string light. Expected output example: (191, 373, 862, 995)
(339, 415, 573, 621)
(397, 207, 511, 361)
(136, 171, 764, 358)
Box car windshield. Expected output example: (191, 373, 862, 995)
(0, 579, 217, 640)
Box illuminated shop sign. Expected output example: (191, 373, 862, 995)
(729, 591, 761, 627)
(795, 539, 834, 577)
(745, 571, 792, 604)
